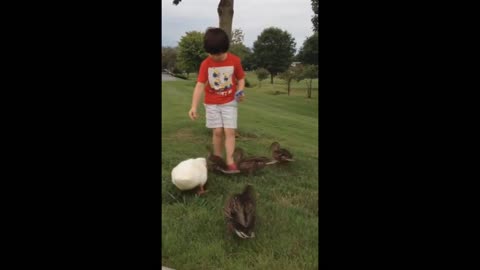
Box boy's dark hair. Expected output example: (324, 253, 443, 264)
(204, 27, 230, 54)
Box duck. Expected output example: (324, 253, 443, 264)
(269, 142, 294, 163)
(224, 184, 256, 239)
(233, 147, 275, 175)
(206, 145, 229, 173)
(171, 157, 208, 195)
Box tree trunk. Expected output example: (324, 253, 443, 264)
(270, 73, 274, 84)
(218, 0, 234, 41)
(287, 79, 291, 96)
(307, 79, 312, 98)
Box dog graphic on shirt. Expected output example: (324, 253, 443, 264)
(208, 67, 234, 96)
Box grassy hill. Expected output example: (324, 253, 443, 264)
(161, 73, 319, 269)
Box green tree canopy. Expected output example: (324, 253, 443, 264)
(297, 32, 318, 66)
(278, 65, 304, 95)
(228, 28, 254, 70)
(252, 27, 296, 84)
(229, 43, 250, 59)
(311, 0, 318, 32)
(231, 28, 245, 45)
(255, 68, 269, 87)
(162, 47, 177, 71)
(177, 31, 208, 75)
(230, 43, 253, 70)
(302, 64, 318, 98)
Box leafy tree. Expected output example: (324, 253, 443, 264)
(229, 43, 250, 60)
(278, 65, 304, 96)
(252, 27, 296, 84)
(297, 32, 318, 66)
(162, 47, 177, 72)
(242, 52, 255, 71)
(231, 28, 244, 45)
(228, 28, 254, 70)
(302, 65, 318, 98)
(311, 0, 318, 32)
(173, 0, 235, 41)
(255, 68, 269, 87)
(229, 43, 252, 70)
(177, 31, 208, 77)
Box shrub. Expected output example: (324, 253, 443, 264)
(245, 78, 252, 88)
(173, 73, 188, 80)
(255, 68, 269, 87)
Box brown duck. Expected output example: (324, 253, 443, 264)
(269, 142, 294, 163)
(233, 147, 275, 175)
(206, 145, 229, 173)
(224, 184, 256, 239)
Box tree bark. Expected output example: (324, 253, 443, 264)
(307, 79, 312, 98)
(217, 0, 234, 41)
(287, 79, 291, 96)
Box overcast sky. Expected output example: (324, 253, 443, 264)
(161, 0, 314, 52)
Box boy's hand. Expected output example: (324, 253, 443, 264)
(235, 90, 245, 102)
(189, 108, 198, 120)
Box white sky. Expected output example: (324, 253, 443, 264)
(161, 0, 315, 52)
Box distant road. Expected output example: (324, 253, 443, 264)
(162, 72, 178, 81)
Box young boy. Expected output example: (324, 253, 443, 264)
(188, 27, 245, 173)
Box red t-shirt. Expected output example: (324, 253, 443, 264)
(197, 53, 245, 104)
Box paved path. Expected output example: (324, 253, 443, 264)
(162, 72, 178, 81)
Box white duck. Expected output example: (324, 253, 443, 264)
(171, 157, 208, 195)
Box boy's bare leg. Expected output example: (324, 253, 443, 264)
(224, 128, 236, 165)
(212, 128, 224, 157)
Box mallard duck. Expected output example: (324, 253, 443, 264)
(233, 147, 274, 175)
(171, 157, 208, 195)
(206, 145, 228, 173)
(224, 184, 256, 239)
(269, 142, 294, 163)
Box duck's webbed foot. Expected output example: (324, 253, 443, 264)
(196, 185, 207, 195)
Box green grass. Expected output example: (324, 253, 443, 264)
(162, 72, 318, 269)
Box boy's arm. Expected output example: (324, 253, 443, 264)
(189, 82, 205, 120)
(237, 78, 245, 90)
(236, 78, 245, 102)
(234, 57, 246, 101)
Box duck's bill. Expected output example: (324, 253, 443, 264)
(265, 160, 278, 165)
(220, 169, 241, 174)
(284, 158, 295, 162)
(234, 230, 255, 239)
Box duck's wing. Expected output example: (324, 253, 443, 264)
(223, 196, 234, 220)
(272, 150, 284, 161)
(238, 160, 254, 172)
(240, 186, 256, 234)
(280, 148, 294, 161)
(224, 196, 248, 227)
(242, 199, 255, 228)
(244, 156, 270, 162)
(208, 154, 228, 171)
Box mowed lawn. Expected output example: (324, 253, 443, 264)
(161, 72, 319, 269)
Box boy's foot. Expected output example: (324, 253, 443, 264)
(221, 163, 240, 174)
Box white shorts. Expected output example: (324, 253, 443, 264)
(204, 99, 238, 129)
